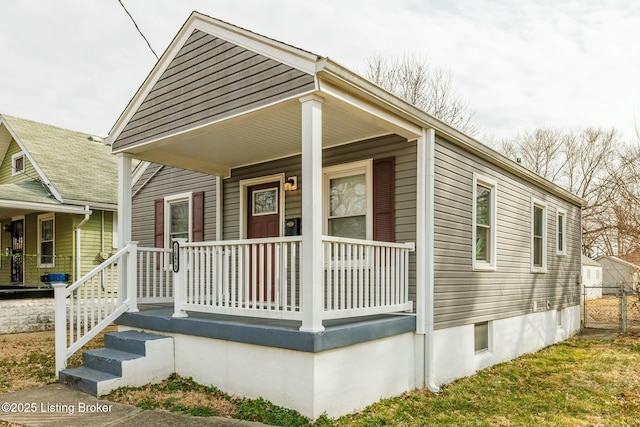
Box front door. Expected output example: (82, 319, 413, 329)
(247, 182, 280, 301)
(10, 219, 24, 284)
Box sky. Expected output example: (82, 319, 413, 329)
(1, 0, 639, 143)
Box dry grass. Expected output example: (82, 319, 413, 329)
(585, 294, 640, 322)
(0, 327, 115, 393)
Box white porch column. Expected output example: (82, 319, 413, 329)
(299, 95, 325, 332)
(117, 154, 132, 304)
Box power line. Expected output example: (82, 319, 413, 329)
(117, 0, 160, 60)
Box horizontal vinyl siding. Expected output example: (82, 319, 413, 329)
(114, 30, 316, 150)
(223, 134, 418, 302)
(433, 137, 581, 330)
(132, 164, 217, 247)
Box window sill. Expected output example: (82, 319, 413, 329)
(473, 263, 497, 272)
(531, 267, 547, 274)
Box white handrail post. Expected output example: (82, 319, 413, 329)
(173, 238, 189, 318)
(52, 281, 68, 377)
(127, 241, 139, 312)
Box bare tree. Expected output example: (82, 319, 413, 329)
(493, 127, 632, 257)
(364, 53, 478, 136)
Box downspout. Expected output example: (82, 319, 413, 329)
(75, 207, 91, 281)
(421, 128, 439, 393)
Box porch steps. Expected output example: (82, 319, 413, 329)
(59, 330, 174, 396)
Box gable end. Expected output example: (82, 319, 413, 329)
(113, 30, 316, 151)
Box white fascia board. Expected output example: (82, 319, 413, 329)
(109, 12, 319, 144)
(132, 161, 151, 186)
(190, 13, 319, 75)
(0, 200, 91, 215)
(318, 80, 422, 139)
(0, 118, 63, 203)
(61, 199, 118, 211)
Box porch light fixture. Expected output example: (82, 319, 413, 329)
(284, 176, 298, 191)
(3, 224, 9, 233)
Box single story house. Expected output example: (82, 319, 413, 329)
(57, 12, 583, 418)
(597, 255, 640, 294)
(581, 254, 603, 300)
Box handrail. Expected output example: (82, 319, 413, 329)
(54, 242, 136, 376)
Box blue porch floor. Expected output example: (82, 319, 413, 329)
(115, 304, 416, 353)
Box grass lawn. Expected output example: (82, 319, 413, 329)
(1, 330, 639, 426)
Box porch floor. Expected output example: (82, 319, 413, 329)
(115, 304, 416, 352)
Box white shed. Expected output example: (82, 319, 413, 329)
(581, 255, 603, 300)
(596, 255, 640, 294)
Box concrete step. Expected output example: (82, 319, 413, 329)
(82, 347, 143, 376)
(59, 366, 119, 396)
(103, 330, 170, 355)
(59, 329, 174, 396)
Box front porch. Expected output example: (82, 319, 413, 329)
(116, 303, 416, 353)
(134, 236, 414, 325)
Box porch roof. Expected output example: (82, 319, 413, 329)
(0, 181, 92, 218)
(109, 11, 584, 207)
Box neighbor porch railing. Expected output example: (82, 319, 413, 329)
(170, 236, 414, 321)
(53, 242, 138, 376)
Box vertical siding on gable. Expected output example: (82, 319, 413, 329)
(433, 137, 581, 330)
(132, 164, 217, 247)
(113, 30, 316, 150)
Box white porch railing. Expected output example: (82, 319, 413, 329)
(137, 247, 174, 303)
(322, 236, 414, 319)
(170, 236, 414, 322)
(53, 242, 138, 376)
(173, 236, 303, 320)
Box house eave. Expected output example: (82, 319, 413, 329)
(0, 200, 91, 215)
(316, 59, 585, 207)
(62, 199, 118, 212)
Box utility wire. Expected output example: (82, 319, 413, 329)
(117, 0, 160, 60)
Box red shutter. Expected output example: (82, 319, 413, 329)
(373, 157, 395, 242)
(192, 191, 205, 242)
(154, 199, 164, 248)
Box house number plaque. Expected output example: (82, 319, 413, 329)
(172, 241, 180, 272)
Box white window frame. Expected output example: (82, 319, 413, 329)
(556, 208, 567, 256)
(531, 198, 547, 273)
(37, 213, 55, 268)
(11, 152, 25, 176)
(472, 173, 497, 271)
(164, 192, 193, 248)
(323, 159, 373, 240)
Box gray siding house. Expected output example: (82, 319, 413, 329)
(58, 12, 583, 419)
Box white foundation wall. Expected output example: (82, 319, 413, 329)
(125, 328, 416, 419)
(432, 305, 581, 385)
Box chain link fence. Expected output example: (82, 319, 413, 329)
(582, 284, 640, 333)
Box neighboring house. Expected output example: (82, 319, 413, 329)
(58, 13, 583, 418)
(0, 114, 118, 287)
(581, 254, 603, 300)
(597, 255, 640, 294)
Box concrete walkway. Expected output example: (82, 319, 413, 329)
(0, 384, 270, 427)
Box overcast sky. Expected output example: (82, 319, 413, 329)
(1, 0, 638, 143)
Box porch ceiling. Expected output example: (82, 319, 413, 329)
(120, 95, 407, 177)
